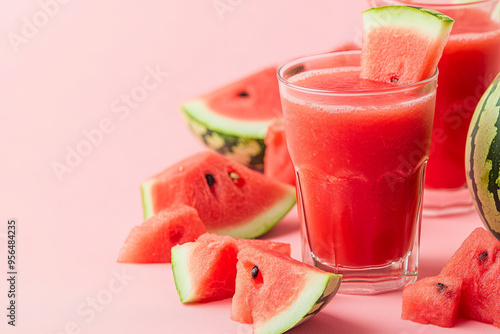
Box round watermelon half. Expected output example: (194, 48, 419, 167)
(361, 6, 454, 85)
(181, 67, 282, 171)
(141, 151, 296, 239)
(466, 72, 500, 241)
(231, 246, 341, 334)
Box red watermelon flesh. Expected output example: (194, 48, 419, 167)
(440, 227, 500, 326)
(204, 67, 282, 121)
(264, 118, 296, 186)
(117, 204, 206, 264)
(171, 233, 291, 303)
(197, 233, 291, 256)
(402, 275, 462, 328)
(141, 151, 296, 239)
(231, 246, 341, 333)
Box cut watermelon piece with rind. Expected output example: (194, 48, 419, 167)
(172, 235, 239, 303)
(117, 204, 206, 264)
(180, 67, 282, 171)
(361, 6, 454, 85)
(402, 275, 462, 328)
(171, 233, 291, 303)
(231, 246, 341, 334)
(440, 227, 500, 326)
(141, 151, 296, 239)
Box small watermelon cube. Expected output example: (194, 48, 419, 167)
(231, 246, 341, 334)
(171, 233, 291, 303)
(117, 204, 206, 263)
(402, 276, 462, 328)
(440, 227, 500, 327)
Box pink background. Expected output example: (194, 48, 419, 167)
(1, 1, 497, 333)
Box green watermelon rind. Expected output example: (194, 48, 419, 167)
(171, 243, 194, 303)
(363, 6, 454, 38)
(181, 100, 271, 138)
(141, 177, 296, 239)
(181, 102, 267, 171)
(256, 273, 342, 334)
(466, 73, 500, 240)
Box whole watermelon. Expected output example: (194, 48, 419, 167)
(466, 72, 500, 241)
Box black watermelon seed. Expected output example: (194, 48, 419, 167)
(436, 282, 447, 293)
(390, 76, 399, 83)
(238, 91, 249, 97)
(251, 265, 259, 279)
(205, 174, 215, 187)
(479, 251, 488, 261)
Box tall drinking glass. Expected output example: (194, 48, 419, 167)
(371, 0, 500, 215)
(278, 50, 438, 294)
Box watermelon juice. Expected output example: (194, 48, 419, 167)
(373, 1, 500, 213)
(278, 51, 438, 293)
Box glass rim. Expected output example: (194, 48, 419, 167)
(277, 50, 439, 97)
(376, 0, 498, 9)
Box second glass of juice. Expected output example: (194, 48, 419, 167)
(371, 0, 500, 215)
(278, 50, 438, 294)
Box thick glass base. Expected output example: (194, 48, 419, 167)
(301, 242, 419, 295)
(422, 186, 474, 217)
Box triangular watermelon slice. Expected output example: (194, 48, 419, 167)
(361, 6, 454, 85)
(231, 246, 341, 333)
(117, 204, 206, 263)
(141, 151, 296, 239)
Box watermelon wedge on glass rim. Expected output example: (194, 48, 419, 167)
(141, 151, 296, 239)
(361, 5, 454, 85)
(181, 67, 282, 172)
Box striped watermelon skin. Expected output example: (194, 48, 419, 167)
(466, 72, 500, 241)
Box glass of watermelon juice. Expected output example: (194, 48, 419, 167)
(277, 50, 438, 294)
(372, 0, 500, 215)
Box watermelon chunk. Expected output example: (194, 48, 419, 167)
(263, 118, 296, 186)
(361, 6, 454, 85)
(440, 227, 500, 326)
(231, 246, 341, 333)
(402, 276, 462, 328)
(171, 233, 291, 303)
(181, 67, 282, 171)
(117, 204, 206, 263)
(141, 151, 296, 239)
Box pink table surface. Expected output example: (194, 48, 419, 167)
(2, 1, 499, 333)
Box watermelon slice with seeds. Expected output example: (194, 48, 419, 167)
(402, 275, 462, 328)
(171, 233, 291, 303)
(117, 204, 206, 263)
(181, 67, 282, 171)
(361, 6, 454, 85)
(141, 151, 296, 239)
(231, 246, 341, 333)
(440, 227, 500, 326)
